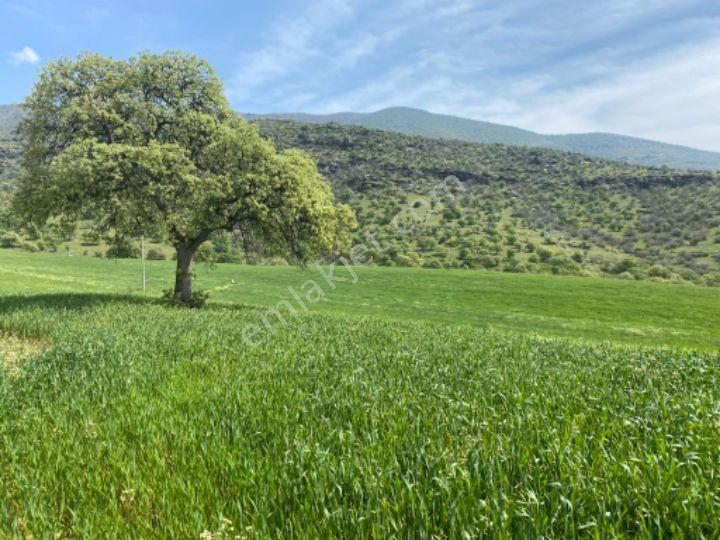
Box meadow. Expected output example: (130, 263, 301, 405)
(1, 250, 720, 349)
(1, 250, 719, 537)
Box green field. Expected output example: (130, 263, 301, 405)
(1, 250, 719, 537)
(1, 250, 719, 349)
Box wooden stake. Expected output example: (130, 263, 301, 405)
(141, 235, 146, 292)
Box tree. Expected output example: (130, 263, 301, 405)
(13, 52, 355, 303)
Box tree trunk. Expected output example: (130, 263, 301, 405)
(174, 245, 196, 303)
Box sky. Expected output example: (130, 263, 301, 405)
(2, 0, 720, 151)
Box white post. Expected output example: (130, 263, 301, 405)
(141, 235, 146, 292)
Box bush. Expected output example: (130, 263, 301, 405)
(161, 289, 209, 309)
(146, 249, 167, 261)
(0, 232, 21, 248)
(36, 239, 56, 252)
(215, 252, 244, 264)
(504, 262, 527, 273)
(106, 240, 140, 259)
(537, 248, 552, 262)
(80, 230, 101, 245)
(195, 244, 216, 263)
(394, 252, 422, 267)
(647, 264, 671, 279)
(477, 255, 499, 269)
(547, 255, 581, 275)
(610, 257, 637, 275)
(422, 259, 444, 269)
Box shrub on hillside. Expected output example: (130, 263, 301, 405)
(146, 249, 167, 261)
(394, 252, 422, 267)
(106, 240, 140, 259)
(80, 230, 101, 245)
(0, 232, 21, 248)
(610, 257, 637, 275)
(647, 264, 671, 279)
(537, 248, 552, 262)
(477, 255, 499, 269)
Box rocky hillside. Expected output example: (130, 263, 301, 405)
(252, 119, 720, 284)
(254, 107, 720, 171)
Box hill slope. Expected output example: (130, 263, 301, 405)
(254, 107, 720, 171)
(0, 104, 23, 139)
(0, 105, 21, 192)
(252, 119, 720, 283)
(2, 104, 720, 284)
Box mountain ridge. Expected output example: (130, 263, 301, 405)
(248, 107, 720, 171)
(3, 103, 720, 170)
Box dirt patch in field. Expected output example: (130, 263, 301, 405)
(0, 333, 49, 378)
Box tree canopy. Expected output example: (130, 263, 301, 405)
(13, 52, 355, 303)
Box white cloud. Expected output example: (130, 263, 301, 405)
(474, 37, 720, 151)
(227, 0, 358, 103)
(229, 0, 720, 151)
(10, 46, 40, 65)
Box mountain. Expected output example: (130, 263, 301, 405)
(252, 118, 720, 283)
(5, 103, 720, 170)
(252, 107, 720, 171)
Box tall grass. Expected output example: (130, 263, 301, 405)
(0, 293, 718, 537)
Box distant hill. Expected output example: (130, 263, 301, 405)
(5, 103, 720, 170)
(0, 104, 23, 139)
(251, 107, 720, 171)
(0, 105, 22, 192)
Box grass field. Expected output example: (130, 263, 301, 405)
(1, 249, 719, 537)
(1, 250, 719, 349)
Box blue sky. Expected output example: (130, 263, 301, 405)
(2, 0, 720, 151)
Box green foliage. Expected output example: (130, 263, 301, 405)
(0, 105, 23, 194)
(12, 53, 354, 304)
(145, 249, 166, 261)
(0, 231, 20, 248)
(105, 238, 140, 259)
(647, 264, 672, 279)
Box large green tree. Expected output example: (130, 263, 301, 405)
(13, 52, 355, 303)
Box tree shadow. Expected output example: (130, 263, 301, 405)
(0, 293, 156, 315)
(0, 293, 270, 320)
